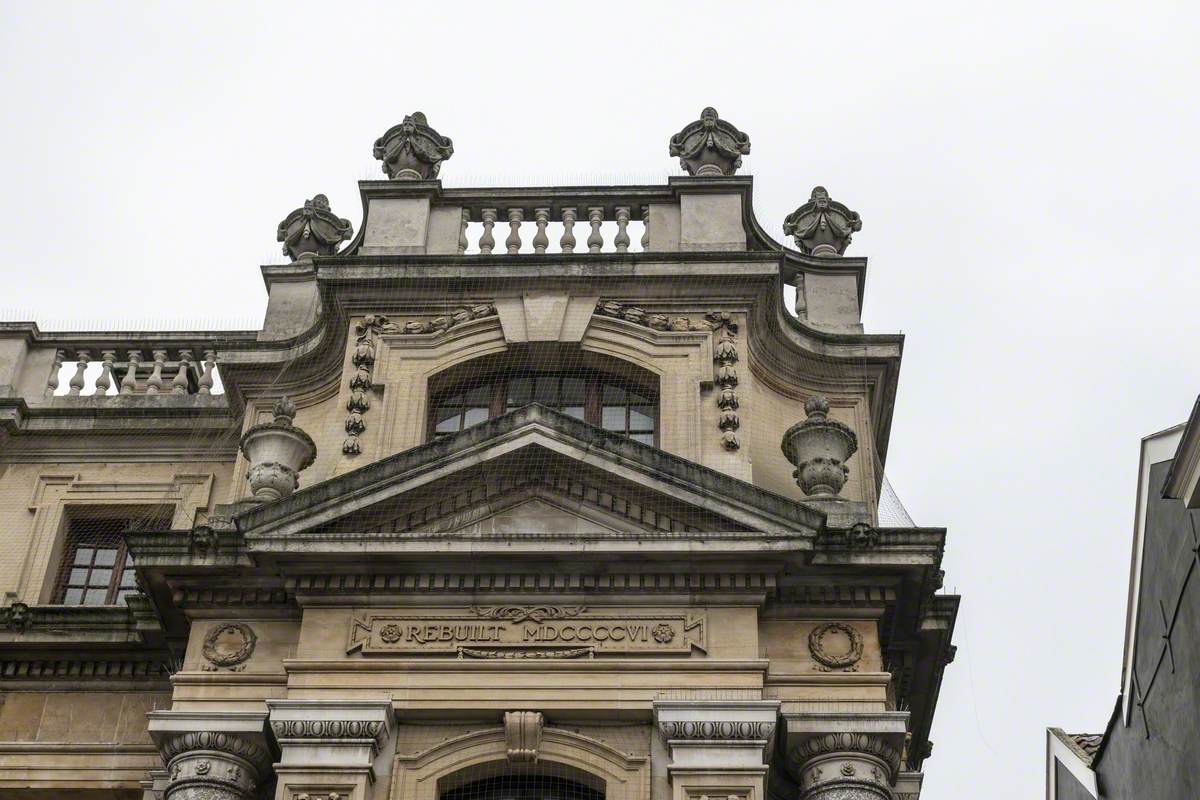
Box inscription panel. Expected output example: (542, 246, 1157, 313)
(347, 605, 706, 657)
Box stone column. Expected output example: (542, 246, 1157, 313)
(782, 712, 909, 800)
(654, 700, 780, 800)
(147, 711, 275, 800)
(267, 699, 393, 800)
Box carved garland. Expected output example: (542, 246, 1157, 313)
(706, 311, 741, 451)
(472, 605, 586, 623)
(343, 307, 496, 455)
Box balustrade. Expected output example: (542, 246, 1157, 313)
(43, 343, 222, 398)
(435, 190, 657, 256)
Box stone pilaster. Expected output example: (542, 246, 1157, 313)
(654, 700, 780, 800)
(782, 712, 909, 800)
(147, 711, 275, 800)
(267, 699, 393, 800)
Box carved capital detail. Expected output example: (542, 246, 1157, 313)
(270, 718, 387, 744)
(158, 730, 271, 800)
(504, 711, 544, 764)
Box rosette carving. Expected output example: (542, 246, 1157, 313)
(373, 112, 454, 180)
(669, 107, 751, 176)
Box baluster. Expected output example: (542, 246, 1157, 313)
(505, 208, 523, 254)
(560, 208, 577, 254)
(94, 350, 116, 395)
(198, 350, 216, 395)
(146, 349, 167, 394)
(641, 208, 650, 250)
(458, 209, 469, 255)
(479, 209, 497, 255)
(532, 208, 550, 254)
(587, 207, 604, 254)
(46, 349, 65, 397)
(614, 207, 631, 253)
(173, 349, 192, 394)
(120, 350, 141, 394)
(68, 351, 89, 396)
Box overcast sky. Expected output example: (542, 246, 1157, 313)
(2, 3, 1199, 797)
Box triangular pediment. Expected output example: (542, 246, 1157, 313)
(235, 404, 822, 548)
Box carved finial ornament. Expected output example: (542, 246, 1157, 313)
(781, 395, 858, 497)
(373, 112, 454, 180)
(783, 186, 862, 256)
(239, 396, 317, 503)
(276, 194, 353, 261)
(669, 107, 751, 176)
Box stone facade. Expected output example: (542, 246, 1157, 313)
(0, 112, 957, 800)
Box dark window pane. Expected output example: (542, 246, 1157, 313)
(463, 385, 491, 405)
(93, 548, 117, 567)
(629, 406, 655, 431)
(69, 568, 89, 585)
(627, 391, 650, 406)
(563, 405, 585, 420)
(89, 568, 112, 586)
(562, 377, 586, 404)
(74, 548, 94, 565)
(506, 377, 531, 407)
(534, 376, 559, 405)
(121, 569, 137, 588)
(64, 587, 83, 604)
(602, 406, 626, 430)
(631, 433, 655, 445)
(463, 406, 489, 427)
(116, 590, 137, 604)
(602, 384, 625, 404)
(83, 588, 108, 605)
(434, 412, 462, 433)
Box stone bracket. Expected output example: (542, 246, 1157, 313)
(504, 711, 545, 763)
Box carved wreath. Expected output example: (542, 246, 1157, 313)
(807, 622, 863, 670)
(202, 622, 257, 668)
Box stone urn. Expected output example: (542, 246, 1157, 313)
(239, 397, 317, 503)
(781, 395, 858, 498)
(276, 194, 353, 261)
(372, 112, 454, 180)
(668, 107, 751, 176)
(783, 186, 862, 256)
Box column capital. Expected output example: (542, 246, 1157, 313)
(267, 699, 393, 767)
(782, 712, 908, 800)
(654, 700, 780, 771)
(147, 711, 274, 800)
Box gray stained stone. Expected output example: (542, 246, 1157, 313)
(372, 111, 454, 180)
(276, 194, 353, 261)
(669, 107, 751, 176)
(783, 186, 862, 257)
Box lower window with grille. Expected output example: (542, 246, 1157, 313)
(54, 517, 144, 606)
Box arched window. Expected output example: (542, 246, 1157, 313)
(430, 368, 656, 446)
(442, 774, 604, 800)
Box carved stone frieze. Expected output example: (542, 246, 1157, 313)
(270, 718, 387, 744)
(201, 622, 256, 672)
(783, 186, 862, 257)
(658, 720, 776, 741)
(504, 711, 544, 763)
(594, 300, 706, 332)
(669, 107, 751, 176)
(458, 646, 593, 659)
(276, 194, 353, 261)
(473, 605, 586, 623)
(373, 112, 454, 180)
(807, 622, 863, 672)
